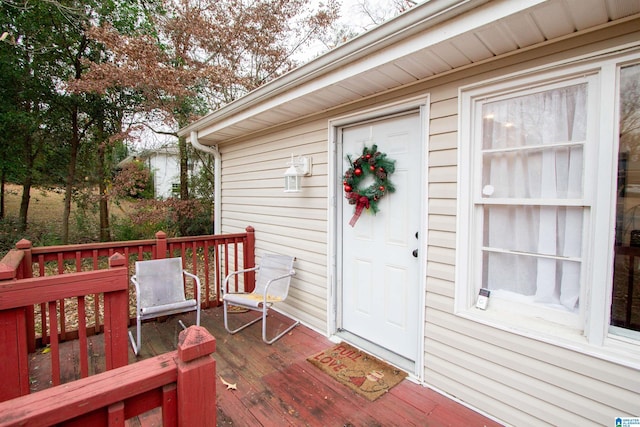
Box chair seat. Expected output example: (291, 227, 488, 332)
(141, 299, 197, 316)
(224, 293, 282, 308)
(222, 253, 298, 344)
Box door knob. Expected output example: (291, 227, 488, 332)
(412, 249, 418, 258)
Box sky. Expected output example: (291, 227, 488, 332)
(339, 0, 405, 29)
(294, 0, 406, 62)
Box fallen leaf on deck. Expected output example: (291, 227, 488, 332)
(220, 376, 237, 390)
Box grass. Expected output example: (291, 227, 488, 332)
(3, 183, 69, 225)
(1, 183, 132, 253)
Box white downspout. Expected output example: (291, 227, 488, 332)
(190, 131, 221, 235)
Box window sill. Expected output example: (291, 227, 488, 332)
(457, 301, 640, 370)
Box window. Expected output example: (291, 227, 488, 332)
(480, 83, 587, 315)
(612, 63, 640, 338)
(458, 52, 640, 353)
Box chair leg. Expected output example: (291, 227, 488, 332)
(177, 306, 200, 331)
(223, 300, 300, 343)
(223, 300, 262, 334)
(128, 315, 142, 356)
(128, 330, 138, 355)
(262, 307, 300, 345)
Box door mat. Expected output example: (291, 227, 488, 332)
(307, 342, 407, 401)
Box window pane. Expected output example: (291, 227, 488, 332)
(612, 63, 640, 333)
(482, 145, 583, 199)
(482, 205, 582, 311)
(482, 251, 580, 312)
(483, 205, 583, 257)
(481, 84, 588, 150)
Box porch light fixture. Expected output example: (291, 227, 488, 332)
(284, 154, 312, 193)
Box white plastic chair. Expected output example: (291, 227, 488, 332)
(128, 257, 201, 355)
(222, 254, 299, 344)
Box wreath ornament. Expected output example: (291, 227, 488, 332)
(343, 144, 396, 227)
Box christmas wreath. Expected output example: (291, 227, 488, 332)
(343, 144, 395, 227)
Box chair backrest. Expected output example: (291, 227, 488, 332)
(253, 254, 295, 299)
(135, 258, 186, 308)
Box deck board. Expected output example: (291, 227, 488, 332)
(28, 306, 503, 426)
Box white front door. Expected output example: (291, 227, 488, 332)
(339, 111, 423, 365)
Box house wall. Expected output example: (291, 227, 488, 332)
(217, 19, 640, 426)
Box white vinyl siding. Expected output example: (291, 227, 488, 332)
(427, 91, 459, 302)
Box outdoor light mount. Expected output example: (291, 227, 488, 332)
(284, 154, 312, 193)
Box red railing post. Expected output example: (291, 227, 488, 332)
(104, 253, 129, 370)
(0, 241, 31, 401)
(155, 231, 167, 259)
(15, 239, 36, 352)
(0, 239, 35, 377)
(176, 326, 216, 426)
(0, 305, 29, 402)
(15, 239, 32, 280)
(244, 226, 256, 292)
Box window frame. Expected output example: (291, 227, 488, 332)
(456, 48, 640, 365)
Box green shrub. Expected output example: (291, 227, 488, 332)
(0, 216, 62, 254)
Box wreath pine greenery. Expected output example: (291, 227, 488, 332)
(343, 144, 395, 226)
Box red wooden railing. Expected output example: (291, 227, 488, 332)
(612, 245, 640, 331)
(0, 326, 217, 427)
(0, 253, 129, 402)
(0, 227, 256, 352)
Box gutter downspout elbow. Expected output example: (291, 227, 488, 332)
(190, 131, 221, 235)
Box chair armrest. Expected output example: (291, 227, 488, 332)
(263, 269, 296, 299)
(222, 266, 260, 295)
(130, 275, 141, 312)
(183, 270, 201, 303)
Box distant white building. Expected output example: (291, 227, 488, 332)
(118, 145, 191, 199)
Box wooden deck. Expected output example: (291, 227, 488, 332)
(28, 307, 502, 426)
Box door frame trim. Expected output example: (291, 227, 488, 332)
(326, 94, 430, 380)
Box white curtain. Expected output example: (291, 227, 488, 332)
(483, 84, 587, 311)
